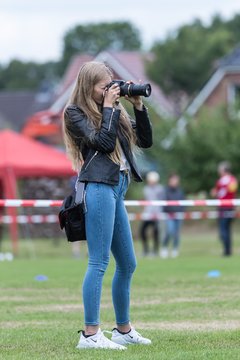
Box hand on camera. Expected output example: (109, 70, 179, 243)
(124, 81, 143, 110)
(103, 83, 120, 108)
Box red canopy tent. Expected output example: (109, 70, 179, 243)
(0, 129, 75, 253)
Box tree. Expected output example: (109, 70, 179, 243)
(147, 15, 237, 97)
(160, 107, 240, 194)
(0, 59, 58, 91)
(0, 21, 141, 90)
(59, 21, 142, 74)
(226, 14, 240, 43)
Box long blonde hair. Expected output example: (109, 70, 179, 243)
(63, 61, 136, 171)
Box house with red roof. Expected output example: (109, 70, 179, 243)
(22, 51, 175, 142)
(160, 45, 240, 148)
(179, 46, 240, 124)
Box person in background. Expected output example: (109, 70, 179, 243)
(140, 171, 164, 256)
(211, 161, 238, 256)
(0, 181, 3, 251)
(160, 173, 185, 259)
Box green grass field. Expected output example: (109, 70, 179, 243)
(0, 225, 240, 360)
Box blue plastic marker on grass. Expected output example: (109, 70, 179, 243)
(35, 275, 49, 281)
(207, 270, 221, 278)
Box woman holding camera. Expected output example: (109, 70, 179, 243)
(63, 61, 152, 350)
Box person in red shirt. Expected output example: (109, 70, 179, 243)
(0, 181, 4, 251)
(211, 161, 238, 256)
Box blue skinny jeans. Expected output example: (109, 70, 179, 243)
(83, 172, 137, 326)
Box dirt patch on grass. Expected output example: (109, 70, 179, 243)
(15, 302, 114, 313)
(15, 304, 83, 313)
(135, 320, 240, 331)
(0, 296, 31, 302)
(2, 295, 237, 309)
(13, 296, 238, 313)
(0, 321, 50, 329)
(131, 297, 212, 306)
(0, 288, 79, 300)
(2, 320, 239, 331)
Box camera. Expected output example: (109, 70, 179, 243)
(106, 80, 151, 98)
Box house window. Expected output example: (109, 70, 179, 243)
(228, 84, 240, 119)
(234, 85, 240, 109)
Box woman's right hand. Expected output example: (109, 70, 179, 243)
(103, 83, 120, 107)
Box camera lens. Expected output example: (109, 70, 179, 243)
(108, 80, 152, 97)
(121, 83, 151, 97)
(144, 84, 151, 97)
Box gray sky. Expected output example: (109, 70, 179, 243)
(1, 0, 239, 63)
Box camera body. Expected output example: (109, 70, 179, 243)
(107, 80, 151, 98)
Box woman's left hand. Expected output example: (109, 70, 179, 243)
(124, 81, 143, 111)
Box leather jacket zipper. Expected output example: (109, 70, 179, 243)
(108, 108, 115, 131)
(84, 151, 98, 170)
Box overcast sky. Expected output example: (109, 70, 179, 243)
(1, 0, 239, 64)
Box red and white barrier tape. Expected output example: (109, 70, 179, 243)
(0, 211, 238, 224)
(0, 199, 240, 207)
(0, 214, 59, 224)
(125, 199, 240, 207)
(128, 211, 237, 221)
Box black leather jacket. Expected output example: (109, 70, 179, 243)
(65, 104, 153, 185)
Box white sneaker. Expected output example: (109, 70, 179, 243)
(111, 327, 151, 345)
(76, 328, 127, 350)
(160, 248, 169, 259)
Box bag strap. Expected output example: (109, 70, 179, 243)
(75, 181, 85, 204)
(74, 171, 81, 191)
(74, 170, 85, 205)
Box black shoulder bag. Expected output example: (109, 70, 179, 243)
(58, 180, 86, 242)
